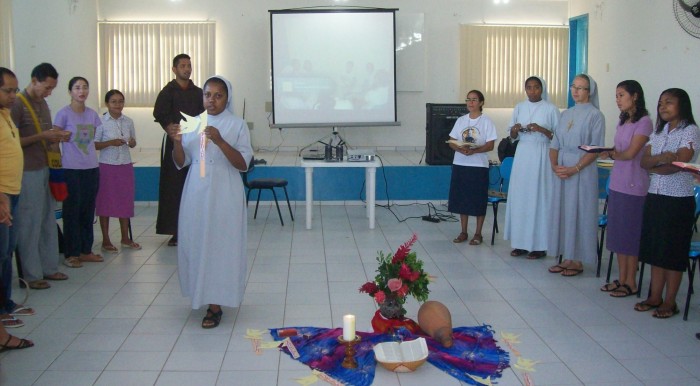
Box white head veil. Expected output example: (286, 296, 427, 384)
(526, 76, 549, 102)
(204, 75, 234, 114)
(575, 74, 599, 109)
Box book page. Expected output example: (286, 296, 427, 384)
(376, 342, 403, 362)
(399, 338, 428, 361)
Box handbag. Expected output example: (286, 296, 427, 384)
(17, 93, 68, 201)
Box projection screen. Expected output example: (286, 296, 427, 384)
(269, 8, 398, 128)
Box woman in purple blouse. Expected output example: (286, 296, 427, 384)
(600, 80, 652, 297)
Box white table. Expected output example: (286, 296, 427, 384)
(300, 158, 380, 230)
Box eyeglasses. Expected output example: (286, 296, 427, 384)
(0, 87, 19, 94)
(569, 85, 589, 91)
(204, 92, 226, 100)
(465, 98, 480, 103)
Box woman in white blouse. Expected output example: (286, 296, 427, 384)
(94, 89, 141, 253)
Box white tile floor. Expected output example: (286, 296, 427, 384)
(2, 200, 700, 385)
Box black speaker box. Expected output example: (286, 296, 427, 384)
(425, 103, 467, 165)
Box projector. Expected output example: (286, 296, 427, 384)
(347, 148, 376, 162)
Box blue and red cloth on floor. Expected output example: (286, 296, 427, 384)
(270, 325, 509, 386)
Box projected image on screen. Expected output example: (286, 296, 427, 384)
(270, 9, 397, 127)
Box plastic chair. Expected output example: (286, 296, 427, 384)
(487, 157, 513, 245)
(241, 160, 294, 226)
(637, 185, 700, 320)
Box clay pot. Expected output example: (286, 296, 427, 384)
(417, 301, 453, 348)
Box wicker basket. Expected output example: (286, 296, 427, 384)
(373, 338, 429, 373)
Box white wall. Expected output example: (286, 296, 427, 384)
(570, 0, 700, 144)
(11, 0, 568, 151)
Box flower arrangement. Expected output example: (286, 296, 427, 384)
(359, 234, 430, 313)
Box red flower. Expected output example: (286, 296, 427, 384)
(399, 263, 413, 280)
(397, 284, 409, 297)
(387, 278, 403, 292)
(359, 281, 379, 295)
(391, 233, 417, 264)
(374, 291, 386, 304)
(409, 270, 420, 282)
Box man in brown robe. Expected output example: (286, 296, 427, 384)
(153, 54, 204, 246)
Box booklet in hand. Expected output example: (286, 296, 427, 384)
(578, 145, 614, 153)
(672, 161, 700, 175)
(446, 139, 479, 149)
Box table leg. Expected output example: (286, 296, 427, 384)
(305, 166, 313, 230)
(367, 166, 376, 229)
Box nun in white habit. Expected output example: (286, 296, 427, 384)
(547, 74, 605, 276)
(168, 75, 253, 328)
(503, 76, 561, 259)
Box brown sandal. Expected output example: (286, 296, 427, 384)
(453, 232, 468, 243)
(469, 234, 483, 245)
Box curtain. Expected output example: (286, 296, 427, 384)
(0, 0, 14, 68)
(460, 24, 568, 108)
(98, 22, 215, 107)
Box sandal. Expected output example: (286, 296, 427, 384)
(510, 249, 528, 257)
(561, 267, 583, 277)
(202, 308, 223, 329)
(1, 316, 24, 328)
(453, 232, 468, 243)
(610, 284, 637, 298)
(652, 305, 679, 319)
(28, 280, 50, 290)
(527, 251, 546, 259)
(63, 256, 83, 268)
(121, 241, 142, 250)
(600, 280, 621, 292)
(43, 272, 68, 281)
(101, 244, 119, 254)
(10, 305, 35, 317)
(79, 253, 104, 263)
(469, 234, 483, 246)
(548, 264, 567, 273)
(634, 300, 662, 312)
(0, 334, 33, 352)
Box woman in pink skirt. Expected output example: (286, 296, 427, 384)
(94, 89, 140, 253)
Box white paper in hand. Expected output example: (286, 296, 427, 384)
(179, 111, 207, 134)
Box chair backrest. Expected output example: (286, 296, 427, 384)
(240, 158, 255, 188)
(498, 157, 514, 192)
(500, 157, 514, 181)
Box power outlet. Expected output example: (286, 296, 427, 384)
(422, 215, 440, 223)
(265, 101, 273, 113)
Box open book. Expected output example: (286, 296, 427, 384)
(578, 145, 614, 153)
(373, 337, 428, 363)
(446, 139, 479, 149)
(672, 161, 700, 174)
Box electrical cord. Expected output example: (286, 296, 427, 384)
(357, 154, 457, 223)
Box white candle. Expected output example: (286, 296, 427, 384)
(343, 314, 356, 341)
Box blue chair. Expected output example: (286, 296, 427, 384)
(488, 157, 513, 245)
(637, 185, 700, 320)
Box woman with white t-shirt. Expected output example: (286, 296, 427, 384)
(447, 90, 498, 245)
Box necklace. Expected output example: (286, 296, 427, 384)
(527, 101, 543, 125)
(468, 114, 482, 127)
(567, 106, 578, 131)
